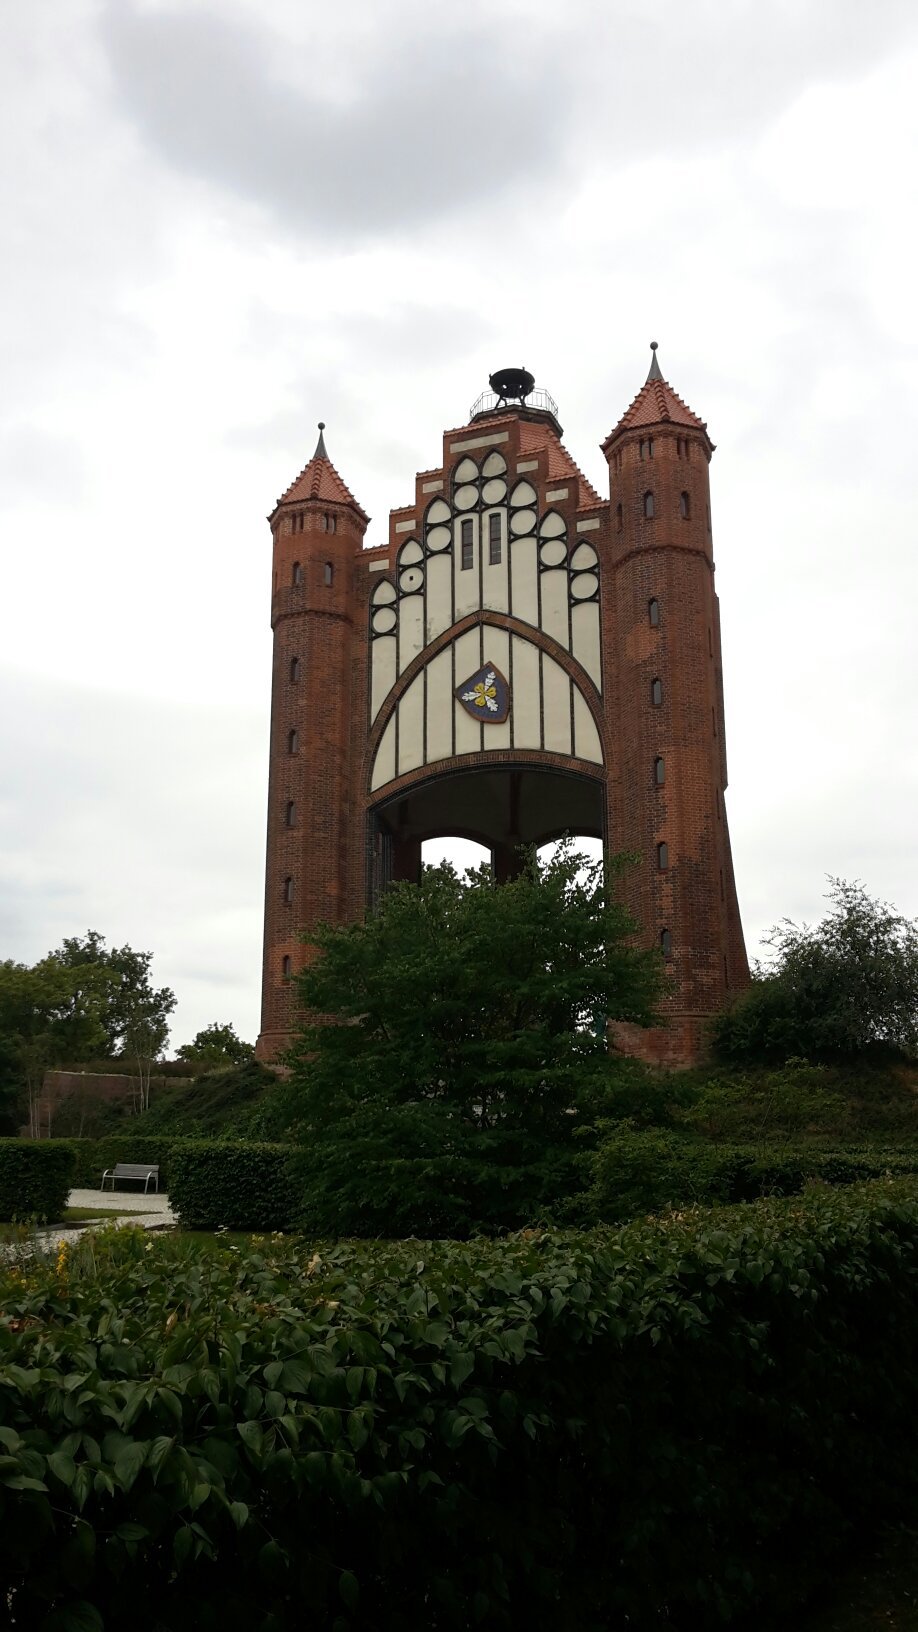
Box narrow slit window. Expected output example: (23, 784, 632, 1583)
(616, 502, 623, 532)
(680, 491, 691, 520)
(292, 561, 303, 586)
(643, 491, 655, 519)
(660, 929, 673, 960)
(282, 955, 292, 980)
(324, 561, 333, 586)
(290, 656, 300, 682)
(488, 512, 501, 565)
(677, 437, 683, 458)
(657, 842, 669, 870)
(461, 517, 473, 570)
(651, 677, 663, 706)
(654, 756, 665, 785)
(288, 729, 298, 755)
(648, 598, 660, 627)
(284, 800, 296, 827)
(284, 876, 294, 904)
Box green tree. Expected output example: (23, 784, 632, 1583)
(286, 844, 663, 1235)
(0, 955, 113, 1135)
(712, 879, 918, 1066)
(176, 1022, 255, 1069)
(52, 933, 176, 1076)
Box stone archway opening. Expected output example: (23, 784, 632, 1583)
(370, 763, 605, 896)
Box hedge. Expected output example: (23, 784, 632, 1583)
(3, 1181, 918, 1626)
(46, 1136, 195, 1191)
(584, 1127, 918, 1222)
(168, 1141, 303, 1231)
(0, 1140, 75, 1222)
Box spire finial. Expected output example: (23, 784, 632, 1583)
(646, 341, 663, 384)
(314, 421, 328, 459)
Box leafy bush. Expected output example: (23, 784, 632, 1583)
(584, 1123, 732, 1221)
(684, 1060, 851, 1143)
(137, 1060, 281, 1138)
(582, 1127, 918, 1221)
(0, 1139, 75, 1221)
(295, 1100, 586, 1238)
(169, 1141, 302, 1231)
(711, 879, 918, 1064)
(4, 1184, 918, 1626)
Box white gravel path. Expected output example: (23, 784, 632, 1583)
(36, 1188, 177, 1246)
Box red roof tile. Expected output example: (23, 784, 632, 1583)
(602, 377, 709, 447)
(516, 421, 605, 508)
(277, 453, 368, 522)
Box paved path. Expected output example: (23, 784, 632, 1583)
(40, 1188, 176, 1246)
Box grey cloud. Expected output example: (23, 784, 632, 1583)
(0, 668, 265, 1046)
(100, 4, 574, 241)
(98, 0, 918, 245)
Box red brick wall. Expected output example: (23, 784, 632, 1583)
(256, 399, 748, 1067)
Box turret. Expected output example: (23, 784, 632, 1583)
(257, 425, 369, 1059)
(602, 347, 748, 1061)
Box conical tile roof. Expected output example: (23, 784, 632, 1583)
(602, 348, 711, 450)
(275, 424, 369, 521)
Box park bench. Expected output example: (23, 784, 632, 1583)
(100, 1163, 160, 1195)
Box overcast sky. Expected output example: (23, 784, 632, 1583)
(2, 0, 917, 1051)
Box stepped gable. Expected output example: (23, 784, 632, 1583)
(275, 425, 369, 521)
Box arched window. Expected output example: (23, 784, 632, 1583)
(654, 756, 665, 785)
(284, 876, 294, 904)
(651, 678, 663, 706)
(657, 842, 669, 870)
(324, 561, 333, 586)
(680, 491, 691, 520)
(660, 929, 673, 960)
(676, 437, 684, 458)
(284, 800, 296, 827)
(648, 598, 660, 627)
(282, 955, 292, 980)
(292, 561, 303, 586)
(616, 502, 623, 532)
(639, 437, 654, 460)
(288, 729, 298, 755)
(290, 656, 300, 682)
(643, 491, 655, 519)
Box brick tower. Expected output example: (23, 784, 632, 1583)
(256, 352, 748, 1064)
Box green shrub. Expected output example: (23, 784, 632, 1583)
(169, 1140, 302, 1231)
(585, 1123, 732, 1221)
(3, 1184, 918, 1625)
(0, 1139, 75, 1221)
(60, 1135, 191, 1190)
